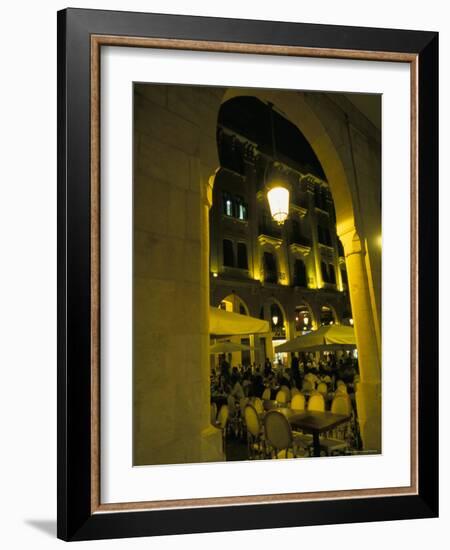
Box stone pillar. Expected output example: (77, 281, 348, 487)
(340, 228, 381, 453)
(133, 86, 222, 466)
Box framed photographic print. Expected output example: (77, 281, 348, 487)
(57, 8, 438, 541)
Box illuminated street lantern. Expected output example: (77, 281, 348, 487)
(267, 185, 289, 225)
(272, 315, 279, 326)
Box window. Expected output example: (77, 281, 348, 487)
(341, 266, 348, 285)
(236, 196, 248, 220)
(318, 223, 332, 246)
(263, 252, 277, 283)
(321, 261, 329, 283)
(223, 239, 234, 267)
(329, 264, 336, 284)
(222, 192, 248, 221)
(293, 259, 307, 287)
(317, 225, 324, 244)
(237, 242, 248, 270)
(223, 192, 234, 217)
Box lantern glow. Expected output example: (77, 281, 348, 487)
(267, 186, 289, 224)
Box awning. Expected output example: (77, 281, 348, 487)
(210, 341, 254, 354)
(209, 307, 270, 337)
(274, 324, 356, 353)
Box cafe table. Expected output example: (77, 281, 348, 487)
(263, 401, 350, 457)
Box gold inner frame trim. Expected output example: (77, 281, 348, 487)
(90, 34, 419, 514)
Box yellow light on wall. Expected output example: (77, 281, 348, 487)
(267, 186, 289, 225)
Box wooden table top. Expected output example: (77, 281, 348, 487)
(264, 404, 350, 434)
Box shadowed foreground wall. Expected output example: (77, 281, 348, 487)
(133, 83, 224, 465)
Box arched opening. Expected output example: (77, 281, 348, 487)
(295, 303, 314, 332)
(215, 89, 381, 452)
(132, 82, 382, 467)
(320, 305, 336, 326)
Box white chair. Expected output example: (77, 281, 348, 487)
(261, 388, 271, 401)
(263, 411, 309, 459)
(280, 385, 291, 401)
(275, 389, 288, 405)
(331, 394, 351, 416)
(244, 405, 265, 459)
(307, 392, 325, 412)
(330, 394, 353, 441)
(290, 393, 306, 411)
(302, 379, 315, 392)
(252, 397, 264, 415)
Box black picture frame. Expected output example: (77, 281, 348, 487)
(57, 7, 438, 541)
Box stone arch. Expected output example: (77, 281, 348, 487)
(213, 90, 380, 452)
(318, 303, 338, 325)
(294, 300, 316, 331)
(219, 89, 356, 237)
(217, 292, 250, 316)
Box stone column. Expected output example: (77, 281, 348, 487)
(133, 86, 222, 466)
(340, 228, 381, 453)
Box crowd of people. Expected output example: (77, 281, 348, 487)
(211, 352, 359, 403)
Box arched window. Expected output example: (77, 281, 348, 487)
(223, 239, 234, 267)
(263, 252, 277, 283)
(293, 259, 307, 287)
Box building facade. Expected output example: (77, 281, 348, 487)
(210, 97, 352, 367)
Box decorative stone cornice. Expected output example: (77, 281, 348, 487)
(289, 242, 311, 257)
(257, 234, 283, 249)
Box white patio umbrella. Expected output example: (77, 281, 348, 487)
(210, 341, 255, 354)
(209, 307, 270, 337)
(274, 324, 356, 353)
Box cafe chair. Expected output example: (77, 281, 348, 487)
(290, 387, 300, 397)
(280, 385, 291, 401)
(264, 410, 309, 459)
(252, 397, 264, 415)
(244, 405, 265, 459)
(290, 393, 305, 411)
(227, 394, 242, 438)
(275, 389, 288, 405)
(307, 392, 325, 412)
(318, 395, 352, 455)
(261, 388, 271, 400)
(317, 382, 328, 395)
(302, 379, 315, 392)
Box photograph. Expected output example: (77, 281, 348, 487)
(132, 83, 382, 467)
